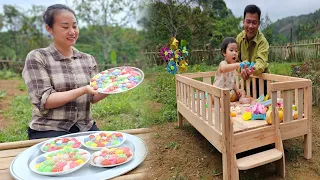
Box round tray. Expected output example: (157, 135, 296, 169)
(90, 66, 144, 94)
(10, 132, 148, 180)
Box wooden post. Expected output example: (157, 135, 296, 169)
(304, 84, 312, 159)
(221, 90, 237, 180)
(176, 79, 183, 127)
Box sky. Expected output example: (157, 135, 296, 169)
(1, 0, 320, 24)
(224, 0, 320, 22)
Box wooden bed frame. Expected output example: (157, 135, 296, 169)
(176, 72, 312, 180)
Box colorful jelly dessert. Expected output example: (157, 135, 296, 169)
(90, 147, 133, 167)
(32, 148, 90, 174)
(83, 132, 125, 149)
(90, 66, 143, 94)
(41, 137, 81, 152)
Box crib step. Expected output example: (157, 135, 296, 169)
(237, 148, 283, 170)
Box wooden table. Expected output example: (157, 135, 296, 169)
(0, 128, 152, 180)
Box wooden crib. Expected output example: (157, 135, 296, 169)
(176, 72, 312, 180)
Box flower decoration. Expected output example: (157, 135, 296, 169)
(167, 60, 177, 74)
(159, 45, 172, 61)
(160, 37, 189, 75)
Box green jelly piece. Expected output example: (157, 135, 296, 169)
(44, 160, 54, 166)
(117, 154, 127, 158)
(43, 166, 53, 172)
(43, 146, 49, 151)
(111, 140, 120, 145)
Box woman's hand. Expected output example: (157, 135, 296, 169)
(84, 85, 98, 95)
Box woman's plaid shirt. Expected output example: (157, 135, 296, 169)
(22, 44, 98, 132)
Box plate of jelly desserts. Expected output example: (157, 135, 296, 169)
(90, 66, 144, 94)
(40, 137, 82, 152)
(80, 131, 126, 150)
(29, 148, 91, 176)
(90, 147, 134, 168)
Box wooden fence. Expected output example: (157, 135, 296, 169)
(0, 58, 140, 73)
(142, 38, 320, 65)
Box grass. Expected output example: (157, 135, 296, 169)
(0, 69, 19, 79)
(0, 62, 296, 142)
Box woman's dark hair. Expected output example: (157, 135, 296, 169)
(221, 37, 237, 56)
(244, 4, 261, 21)
(43, 4, 76, 28)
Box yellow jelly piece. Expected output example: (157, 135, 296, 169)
(92, 143, 97, 147)
(35, 163, 41, 169)
(46, 157, 52, 160)
(75, 159, 84, 165)
(242, 112, 252, 121)
(115, 150, 124, 154)
(91, 81, 96, 86)
(96, 135, 101, 141)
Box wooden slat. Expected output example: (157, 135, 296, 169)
(283, 90, 293, 122)
(208, 94, 213, 126)
(0, 148, 28, 158)
(259, 78, 264, 96)
(241, 78, 244, 91)
(267, 80, 271, 96)
(0, 157, 14, 170)
(196, 89, 200, 116)
(203, 77, 211, 85)
(270, 80, 311, 92)
(252, 77, 257, 99)
(281, 119, 308, 140)
(187, 85, 191, 108)
(191, 87, 195, 113)
(0, 128, 152, 151)
(297, 88, 304, 119)
(260, 73, 306, 81)
(214, 96, 221, 132)
(237, 149, 282, 170)
(0, 169, 13, 180)
(176, 75, 222, 98)
(180, 71, 215, 79)
(183, 84, 187, 105)
(177, 101, 223, 151)
(277, 91, 281, 98)
(201, 91, 206, 121)
(236, 75, 239, 89)
(246, 79, 251, 97)
(234, 126, 275, 153)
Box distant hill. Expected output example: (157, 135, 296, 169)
(263, 9, 320, 44)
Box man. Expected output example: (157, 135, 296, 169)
(236, 4, 269, 80)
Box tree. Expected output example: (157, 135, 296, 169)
(73, 0, 140, 63)
(260, 13, 274, 44)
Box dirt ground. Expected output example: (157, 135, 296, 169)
(1, 80, 320, 179)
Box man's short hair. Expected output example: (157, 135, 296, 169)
(244, 5, 261, 21)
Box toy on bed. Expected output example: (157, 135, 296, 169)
(251, 103, 267, 120)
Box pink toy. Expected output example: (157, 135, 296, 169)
(251, 103, 266, 114)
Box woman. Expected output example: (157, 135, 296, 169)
(22, 4, 107, 139)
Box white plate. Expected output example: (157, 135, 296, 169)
(40, 137, 82, 153)
(29, 149, 91, 176)
(80, 131, 126, 151)
(90, 66, 144, 94)
(89, 147, 134, 168)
